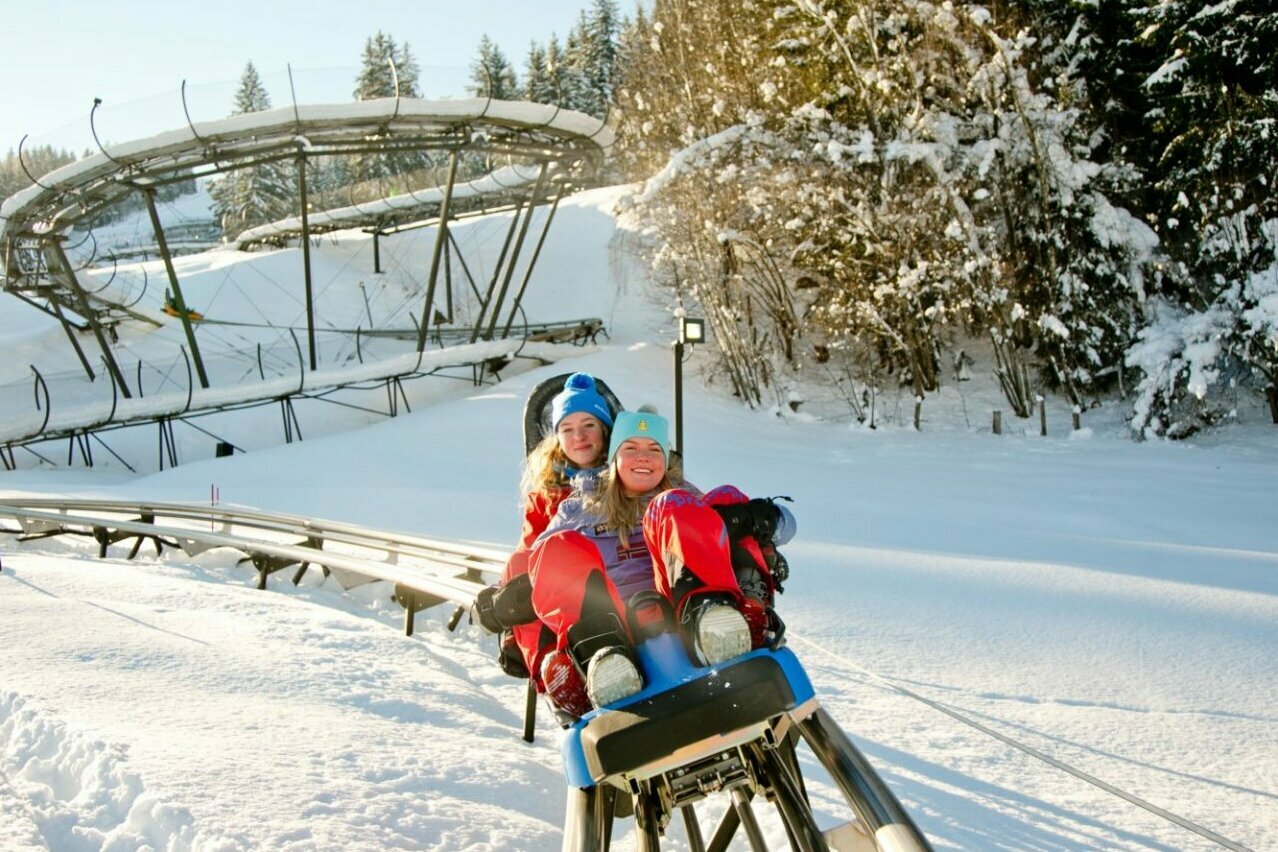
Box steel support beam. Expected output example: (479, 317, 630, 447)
(446, 229, 484, 303)
(298, 154, 317, 371)
(469, 198, 524, 344)
(45, 240, 132, 397)
(483, 163, 549, 342)
(47, 293, 96, 382)
(416, 150, 460, 352)
(443, 232, 453, 322)
(143, 188, 208, 389)
(501, 189, 562, 339)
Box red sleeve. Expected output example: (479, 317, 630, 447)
(516, 488, 569, 552)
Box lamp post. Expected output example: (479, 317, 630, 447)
(673, 316, 705, 457)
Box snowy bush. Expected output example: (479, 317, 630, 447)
(615, 0, 1156, 415)
(609, 0, 1273, 432)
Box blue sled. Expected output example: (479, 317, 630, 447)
(558, 632, 932, 851)
(561, 632, 816, 788)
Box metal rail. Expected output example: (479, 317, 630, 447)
(0, 497, 505, 636)
(0, 320, 604, 472)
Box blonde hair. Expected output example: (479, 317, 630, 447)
(584, 452, 686, 535)
(519, 427, 610, 504)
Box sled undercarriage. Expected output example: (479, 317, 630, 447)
(560, 638, 931, 852)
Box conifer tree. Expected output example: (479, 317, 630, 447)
(395, 41, 422, 98)
(1126, 0, 1278, 433)
(210, 61, 296, 240)
(354, 32, 399, 99)
(558, 26, 590, 112)
(233, 60, 271, 112)
(350, 33, 426, 188)
(565, 0, 620, 117)
(544, 35, 568, 105)
(523, 41, 555, 103)
(1, 145, 76, 202)
(469, 35, 519, 99)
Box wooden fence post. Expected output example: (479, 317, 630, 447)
(993, 410, 1002, 435)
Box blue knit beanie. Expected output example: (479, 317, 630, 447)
(551, 372, 614, 429)
(608, 409, 670, 462)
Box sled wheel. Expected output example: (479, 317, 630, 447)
(757, 743, 829, 852)
(634, 781, 663, 851)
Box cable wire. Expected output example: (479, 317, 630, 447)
(789, 633, 1254, 852)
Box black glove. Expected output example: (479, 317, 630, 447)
(713, 497, 787, 544)
(492, 572, 536, 627)
(471, 574, 538, 632)
(470, 569, 539, 631)
(471, 584, 504, 634)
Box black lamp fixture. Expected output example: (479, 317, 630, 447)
(673, 315, 706, 457)
(679, 316, 705, 345)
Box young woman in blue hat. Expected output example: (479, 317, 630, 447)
(494, 373, 616, 686)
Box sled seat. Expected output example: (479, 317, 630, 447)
(562, 636, 817, 786)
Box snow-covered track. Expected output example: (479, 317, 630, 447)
(0, 497, 504, 634)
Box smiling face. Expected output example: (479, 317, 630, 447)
(556, 412, 607, 469)
(613, 436, 667, 495)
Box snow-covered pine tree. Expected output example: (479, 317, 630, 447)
(353, 32, 399, 100)
(1, 145, 76, 202)
(522, 42, 550, 103)
(567, 0, 621, 118)
(557, 26, 591, 114)
(233, 61, 270, 113)
(1126, 0, 1278, 434)
(349, 33, 427, 191)
(469, 35, 519, 99)
(395, 41, 422, 98)
(210, 61, 296, 240)
(961, 9, 1157, 413)
(544, 35, 570, 106)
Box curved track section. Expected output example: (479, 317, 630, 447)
(0, 97, 611, 362)
(1, 98, 610, 241)
(233, 163, 546, 248)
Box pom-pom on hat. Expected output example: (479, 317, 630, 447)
(608, 407, 670, 462)
(551, 372, 614, 429)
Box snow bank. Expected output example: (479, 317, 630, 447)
(0, 691, 231, 851)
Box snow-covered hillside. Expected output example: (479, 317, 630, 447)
(2, 186, 1276, 851)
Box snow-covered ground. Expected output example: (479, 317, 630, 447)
(2, 185, 1276, 850)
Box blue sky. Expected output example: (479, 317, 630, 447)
(2, 0, 600, 154)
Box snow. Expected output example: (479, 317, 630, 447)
(3, 185, 1277, 851)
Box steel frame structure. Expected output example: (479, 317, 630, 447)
(1, 96, 612, 396)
